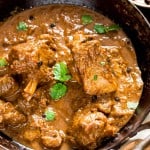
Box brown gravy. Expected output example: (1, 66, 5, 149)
(0, 4, 143, 150)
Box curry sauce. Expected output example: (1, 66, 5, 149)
(0, 5, 143, 150)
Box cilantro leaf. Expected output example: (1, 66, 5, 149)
(81, 15, 93, 25)
(53, 62, 71, 82)
(49, 83, 67, 100)
(17, 22, 28, 31)
(93, 75, 98, 80)
(94, 24, 120, 34)
(94, 24, 106, 34)
(105, 24, 120, 32)
(44, 108, 56, 121)
(0, 58, 8, 67)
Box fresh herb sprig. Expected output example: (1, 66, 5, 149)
(53, 62, 71, 82)
(94, 24, 120, 34)
(93, 75, 98, 81)
(50, 62, 71, 100)
(0, 58, 8, 67)
(44, 108, 56, 121)
(49, 83, 67, 100)
(17, 22, 28, 31)
(81, 15, 93, 25)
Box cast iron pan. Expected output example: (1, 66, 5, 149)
(0, 0, 150, 149)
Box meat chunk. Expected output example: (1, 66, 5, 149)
(71, 32, 118, 95)
(84, 67, 117, 95)
(18, 86, 49, 115)
(11, 59, 38, 75)
(41, 128, 64, 148)
(70, 100, 131, 149)
(23, 128, 41, 142)
(0, 100, 26, 126)
(27, 109, 67, 148)
(96, 96, 113, 114)
(9, 39, 54, 64)
(9, 38, 55, 75)
(17, 97, 38, 115)
(71, 107, 107, 149)
(0, 75, 19, 101)
(9, 38, 55, 100)
(108, 102, 133, 129)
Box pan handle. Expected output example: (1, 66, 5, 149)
(133, 135, 150, 150)
(129, 121, 150, 137)
(120, 121, 150, 150)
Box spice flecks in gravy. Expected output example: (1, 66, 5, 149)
(0, 4, 143, 150)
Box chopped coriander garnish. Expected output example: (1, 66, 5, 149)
(0, 58, 8, 67)
(93, 75, 98, 80)
(53, 62, 71, 82)
(44, 108, 56, 121)
(127, 101, 139, 110)
(49, 83, 67, 100)
(100, 61, 106, 66)
(94, 24, 106, 34)
(106, 24, 120, 32)
(81, 15, 93, 25)
(17, 22, 28, 31)
(94, 24, 120, 34)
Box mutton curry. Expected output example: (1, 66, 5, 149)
(0, 4, 143, 150)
